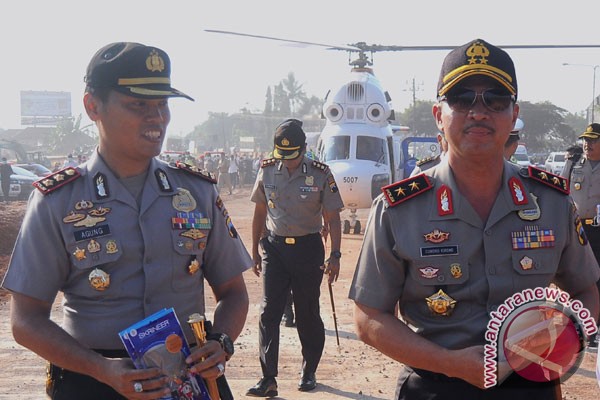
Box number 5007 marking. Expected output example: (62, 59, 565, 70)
(343, 176, 358, 183)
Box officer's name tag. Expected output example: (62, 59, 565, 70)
(74, 224, 111, 242)
(420, 245, 459, 257)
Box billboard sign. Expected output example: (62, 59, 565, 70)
(20, 91, 71, 125)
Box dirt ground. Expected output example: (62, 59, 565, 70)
(1, 188, 599, 399)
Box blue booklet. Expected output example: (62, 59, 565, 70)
(119, 308, 211, 400)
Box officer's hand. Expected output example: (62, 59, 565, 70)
(322, 258, 340, 283)
(101, 357, 171, 399)
(186, 340, 228, 380)
(447, 346, 487, 389)
(252, 252, 262, 277)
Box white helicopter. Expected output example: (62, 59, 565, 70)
(205, 30, 600, 234)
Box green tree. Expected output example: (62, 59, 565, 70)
(282, 72, 306, 116)
(397, 100, 437, 135)
(517, 101, 577, 154)
(264, 86, 273, 115)
(273, 83, 290, 116)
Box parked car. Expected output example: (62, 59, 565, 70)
(0, 176, 21, 199)
(9, 165, 38, 199)
(512, 144, 531, 167)
(15, 163, 52, 177)
(544, 152, 567, 176)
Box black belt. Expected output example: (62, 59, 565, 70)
(93, 349, 129, 358)
(268, 232, 320, 245)
(407, 366, 559, 389)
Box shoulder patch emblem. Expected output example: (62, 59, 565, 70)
(261, 158, 277, 168)
(382, 173, 433, 206)
(33, 167, 81, 195)
(525, 166, 569, 194)
(311, 160, 330, 173)
(174, 161, 217, 184)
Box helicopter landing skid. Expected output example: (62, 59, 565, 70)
(342, 209, 362, 235)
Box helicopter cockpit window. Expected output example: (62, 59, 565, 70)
(322, 136, 350, 161)
(356, 136, 387, 164)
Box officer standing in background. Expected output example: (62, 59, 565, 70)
(410, 131, 448, 176)
(350, 38, 599, 399)
(2, 42, 251, 399)
(504, 118, 524, 161)
(1, 157, 13, 201)
(562, 122, 600, 347)
(247, 118, 344, 397)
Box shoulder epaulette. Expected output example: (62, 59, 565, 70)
(416, 155, 440, 167)
(524, 165, 569, 194)
(33, 167, 81, 195)
(261, 158, 277, 168)
(382, 173, 433, 206)
(311, 160, 330, 173)
(174, 161, 217, 184)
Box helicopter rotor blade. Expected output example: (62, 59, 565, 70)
(205, 29, 361, 52)
(347, 44, 600, 52)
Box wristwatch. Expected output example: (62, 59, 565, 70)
(207, 332, 235, 361)
(330, 250, 342, 259)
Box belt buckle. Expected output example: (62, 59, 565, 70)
(285, 237, 296, 245)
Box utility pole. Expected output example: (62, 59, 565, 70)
(404, 78, 424, 108)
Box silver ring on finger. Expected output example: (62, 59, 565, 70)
(216, 363, 225, 376)
(133, 381, 143, 393)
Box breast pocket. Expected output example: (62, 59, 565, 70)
(67, 237, 122, 297)
(170, 229, 207, 291)
(407, 256, 471, 318)
(511, 251, 558, 289)
(571, 170, 584, 184)
(298, 186, 320, 202)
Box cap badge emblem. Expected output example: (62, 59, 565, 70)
(281, 138, 290, 146)
(146, 49, 165, 72)
(466, 42, 490, 65)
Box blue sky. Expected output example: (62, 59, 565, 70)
(2, 0, 600, 137)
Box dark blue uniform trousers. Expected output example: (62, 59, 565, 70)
(258, 233, 325, 378)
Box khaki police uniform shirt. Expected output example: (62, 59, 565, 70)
(563, 157, 600, 218)
(250, 156, 344, 236)
(349, 159, 600, 350)
(2, 151, 252, 349)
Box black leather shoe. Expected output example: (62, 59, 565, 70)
(298, 372, 317, 391)
(246, 377, 278, 397)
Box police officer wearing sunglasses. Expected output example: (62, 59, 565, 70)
(350, 39, 600, 399)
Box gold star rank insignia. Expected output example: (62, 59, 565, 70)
(33, 167, 81, 195)
(383, 174, 433, 207)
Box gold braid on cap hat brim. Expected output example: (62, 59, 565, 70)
(439, 66, 516, 97)
(118, 77, 171, 85)
(275, 144, 301, 151)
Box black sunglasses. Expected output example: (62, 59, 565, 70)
(439, 89, 515, 113)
